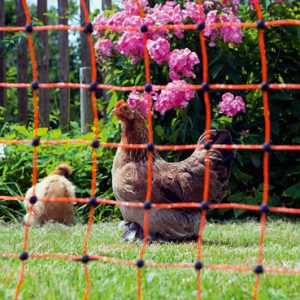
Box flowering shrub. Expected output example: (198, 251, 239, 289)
(90, 1, 300, 217)
(93, 0, 245, 115)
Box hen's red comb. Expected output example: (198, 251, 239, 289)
(116, 100, 126, 108)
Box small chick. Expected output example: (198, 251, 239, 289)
(24, 163, 76, 225)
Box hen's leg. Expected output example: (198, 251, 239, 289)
(121, 221, 144, 242)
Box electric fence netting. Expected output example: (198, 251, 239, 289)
(0, 0, 300, 299)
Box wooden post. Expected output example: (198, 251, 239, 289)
(0, 0, 7, 121)
(80, 0, 91, 68)
(80, 67, 93, 134)
(58, 0, 70, 131)
(37, 0, 50, 128)
(16, 0, 28, 125)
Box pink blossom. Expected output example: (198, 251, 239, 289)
(107, 11, 126, 27)
(122, 15, 143, 27)
(93, 13, 107, 27)
(218, 92, 246, 117)
(204, 9, 243, 47)
(92, 13, 107, 36)
(146, 38, 170, 65)
(123, 0, 148, 16)
(95, 39, 113, 59)
(183, 1, 200, 24)
(115, 32, 144, 64)
(145, 1, 184, 39)
(128, 90, 158, 117)
(154, 80, 195, 115)
(219, 11, 243, 44)
(203, 10, 220, 47)
(168, 49, 200, 80)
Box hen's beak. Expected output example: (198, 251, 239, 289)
(111, 108, 123, 119)
(111, 108, 118, 115)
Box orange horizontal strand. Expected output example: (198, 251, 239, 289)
(1, 19, 299, 33)
(2, 195, 300, 214)
(1, 140, 300, 151)
(1, 82, 300, 91)
(1, 252, 300, 274)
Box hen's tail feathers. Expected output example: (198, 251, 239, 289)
(198, 129, 235, 171)
(51, 163, 72, 177)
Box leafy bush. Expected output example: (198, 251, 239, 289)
(93, 0, 300, 218)
(0, 121, 121, 222)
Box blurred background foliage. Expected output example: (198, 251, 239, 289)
(0, 0, 299, 221)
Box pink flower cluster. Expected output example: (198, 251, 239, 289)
(93, 0, 245, 64)
(95, 39, 113, 60)
(92, 0, 250, 115)
(154, 80, 195, 115)
(183, 0, 243, 47)
(183, 1, 201, 23)
(204, 9, 243, 47)
(127, 81, 195, 116)
(219, 11, 243, 44)
(93, 1, 148, 63)
(128, 90, 158, 117)
(169, 48, 200, 80)
(145, 1, 185, 39)
(115, 32, 144, 64)
(218, 92, 245, 117)
(146, 38, 170, 65)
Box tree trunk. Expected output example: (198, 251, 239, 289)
(37, 0, 50, 128)
(0, 0, 7, 121)
(16, 0, 28, 125)
(80, 0, 91, 68)
(58, 0, 70, 131)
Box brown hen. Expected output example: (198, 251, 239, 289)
(112, 101, 234, 242)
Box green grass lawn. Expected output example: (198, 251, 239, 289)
(0, 219, 299, 300)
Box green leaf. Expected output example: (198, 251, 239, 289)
(107, 91, 118, 112)
(13, 125, 30, 137)
(233, 208, 246, 218)
(250, 154, 261, 168)
(211, 64, 223, 79)
(228, 192, 244, 202)
(232, 169, 252, 182)
(37, 128, 48, 137)
(283, 183, 300, 199)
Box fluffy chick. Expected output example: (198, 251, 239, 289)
(24, 164, 76, 225)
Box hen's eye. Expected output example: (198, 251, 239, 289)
(123, 106, 129, 111)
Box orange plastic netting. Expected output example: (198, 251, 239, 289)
(0, 0, 300, 299)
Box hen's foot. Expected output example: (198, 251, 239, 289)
(120, 221, 144, 242)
